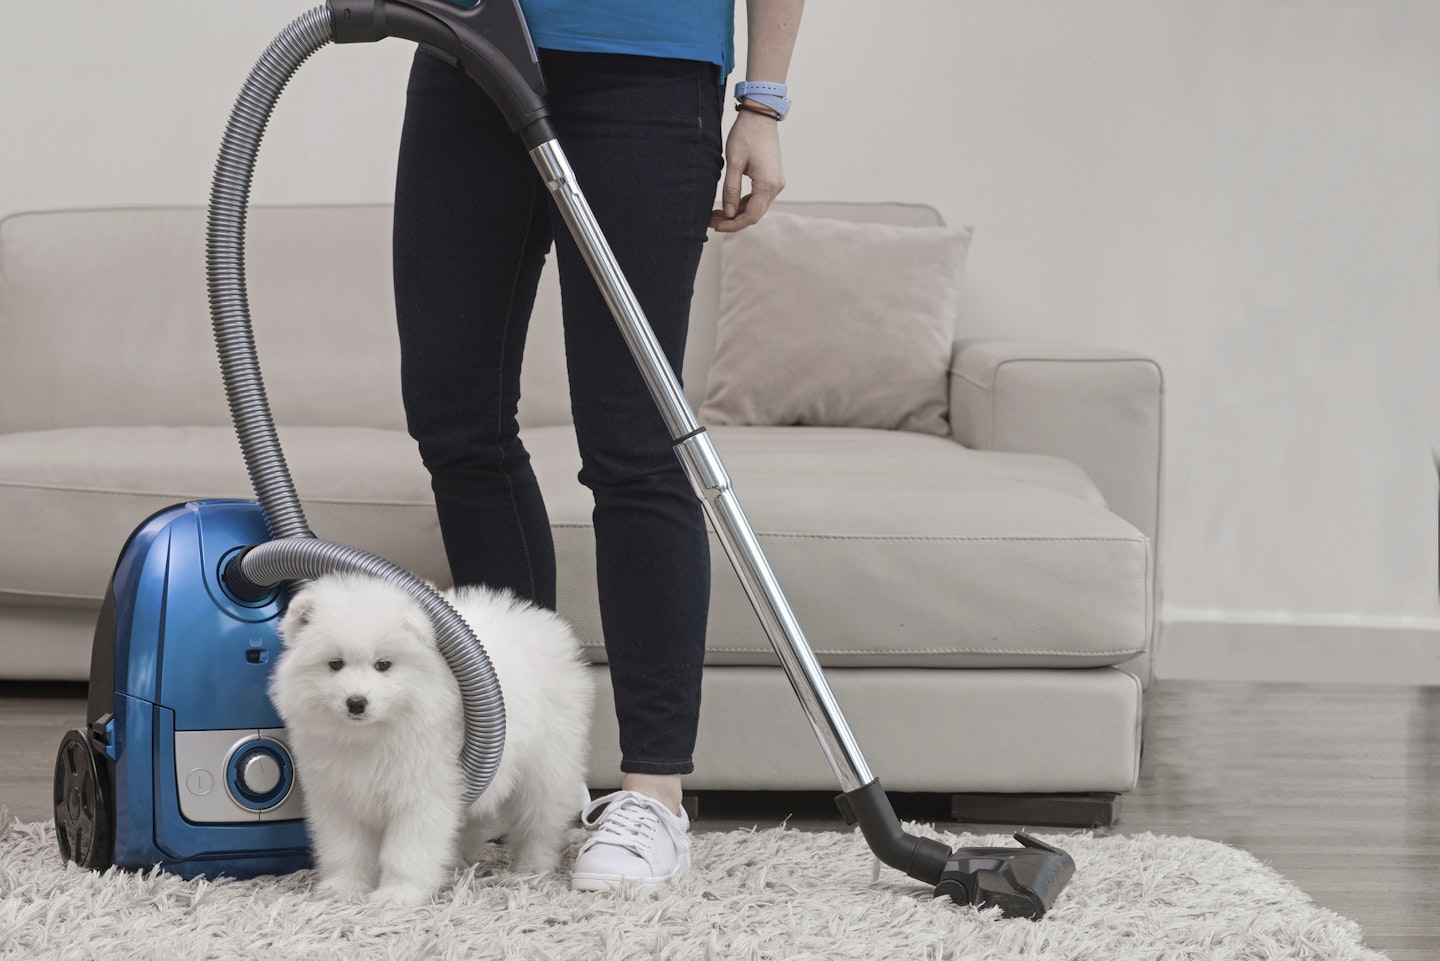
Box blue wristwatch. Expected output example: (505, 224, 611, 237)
(734, 81, 791, 121)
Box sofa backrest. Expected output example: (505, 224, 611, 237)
(0, 205, 406, 434)
(0, 201, 943, 434)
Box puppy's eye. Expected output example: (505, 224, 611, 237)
(328, 659, 344, 672)
(374, 660, 392, 672)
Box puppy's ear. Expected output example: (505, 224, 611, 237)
(277, 592, 316, 646)
(403, 604, 440, 651)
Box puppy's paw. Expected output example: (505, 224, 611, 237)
(317, 874, 373, 899)
(371, 883, 434, 909)
(508, 849, 561, 875)
(460, 837, 495, 866)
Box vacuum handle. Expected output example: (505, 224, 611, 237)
(329, 0, 555, 147)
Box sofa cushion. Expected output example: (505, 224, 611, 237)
(699, 211, 971, 437)
(537, 426, 1149, 669)
(0, 426, 450, 606)
(0, 424, 1147, 669)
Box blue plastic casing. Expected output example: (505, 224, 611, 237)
(100, 500, 311, 879)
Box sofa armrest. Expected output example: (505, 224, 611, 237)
(949, 339, 1163, 549)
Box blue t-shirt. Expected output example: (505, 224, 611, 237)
(520, 0, 736, 79)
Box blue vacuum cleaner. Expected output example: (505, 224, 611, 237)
(53, 0, 1074, 918)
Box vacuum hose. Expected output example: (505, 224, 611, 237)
(205, 5, 504, 807)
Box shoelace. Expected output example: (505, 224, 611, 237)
(580, 791, 682, 858)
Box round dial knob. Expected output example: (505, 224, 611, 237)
(227, 739, 293, 810)
(238, 750, 281, 796)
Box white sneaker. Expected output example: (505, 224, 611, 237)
(571, 790, 691, 891)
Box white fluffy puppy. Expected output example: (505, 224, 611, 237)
(269, 573, 593, 906)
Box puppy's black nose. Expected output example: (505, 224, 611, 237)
(346, 696, 367, 716)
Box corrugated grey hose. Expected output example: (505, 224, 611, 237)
(204, 4, 504, 807)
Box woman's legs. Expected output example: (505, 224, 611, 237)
(395, 46, 724, 803)
(540, 50, 724, 782)
(393, 51, 557, 609)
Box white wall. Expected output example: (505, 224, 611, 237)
(3, 1, 1438, 681)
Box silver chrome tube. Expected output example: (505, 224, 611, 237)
(530, 137, 875, 793)
(675, 432, 874, 792)
(205, 6, 504, 806)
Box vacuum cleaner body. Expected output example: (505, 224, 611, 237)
(60, 499, 310, 879)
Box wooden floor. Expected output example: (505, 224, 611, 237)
(4, 679, 1436, 958)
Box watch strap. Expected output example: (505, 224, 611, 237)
(734, 81, 791, 120)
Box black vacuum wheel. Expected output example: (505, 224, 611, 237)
(53, 729, 113, 871)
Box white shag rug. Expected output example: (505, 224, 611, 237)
(0, 815, 1388, 961)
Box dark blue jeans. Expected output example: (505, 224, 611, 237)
(393, 49, 723, 776)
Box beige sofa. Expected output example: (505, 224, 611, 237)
(0, 202, 1161, 816)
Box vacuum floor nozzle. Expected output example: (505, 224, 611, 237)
(837, 780, 1075, 918)
(934, 833, 1077, 919)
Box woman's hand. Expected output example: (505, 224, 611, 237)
(709, 110, 786, 233)
(711, 0, 802, 232)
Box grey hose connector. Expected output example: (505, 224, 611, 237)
(235, 538, 504, 806)
(205, 4, 504, 806)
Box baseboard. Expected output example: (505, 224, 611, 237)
(675, 790, 1118, 829)
(949, 792, 1118, 829)
(1156, 611, 1440, 684)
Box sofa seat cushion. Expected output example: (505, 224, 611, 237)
(0, 426, 450, 605)
(0, 423, 1148, 670)
(524, 426, 1150, 669)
